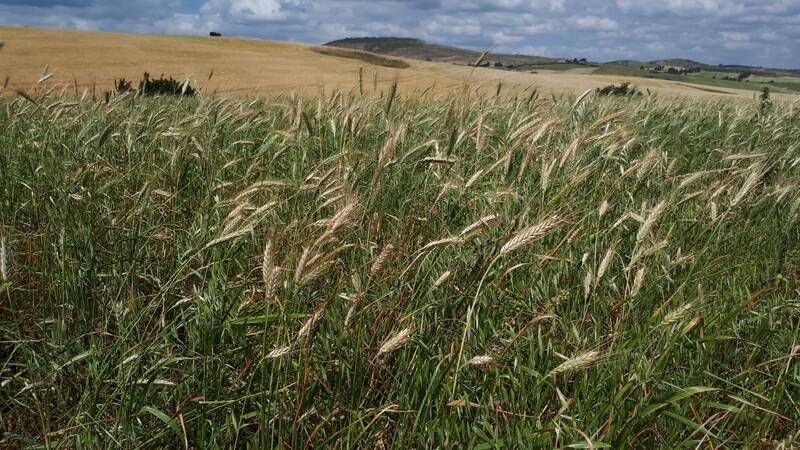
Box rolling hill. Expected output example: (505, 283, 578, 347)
(325, 37, 800, 94)
(0, 26, 784, 99)
(324, 37, 558, 68)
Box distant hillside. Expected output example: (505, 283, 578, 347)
(323, 37, 474, 63)
(606, 60, 648, 67)
(650, 59, 708, 69)
(324, 37, 557, 68)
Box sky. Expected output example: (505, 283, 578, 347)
(1, 0, 798, 68)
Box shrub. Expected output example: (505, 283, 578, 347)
(115, 73, 196, 97)
(139, 73, 195, 96)
(114, 78, 133, 93)
(760, 86, 772, 114)
(596, 82, 641, 97)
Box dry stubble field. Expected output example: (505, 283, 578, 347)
(0, 26, 775, 99)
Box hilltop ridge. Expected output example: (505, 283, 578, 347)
(325, 36, 800, 93)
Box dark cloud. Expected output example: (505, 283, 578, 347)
(1, 0, 798, 68)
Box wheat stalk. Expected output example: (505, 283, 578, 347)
(266, 346, 292, 359)
(419, 236, 464, 253)
(636, 201, 667, 243)
(459, 214, 498, 240)
(661, 303, 693, 328)
(204, 226, 253, 250)
(466, 355, 494, 367)
(0, 234, 9, 282)
(370, 243, 394, 276)
(597, 245, 615, 281)
(631, 266, 646, 297)
(549, 350, 601, 376)
(731, 163, 765, 207)
(298, 310, 324, 339)
(598, 200, 610, 219)
(499, 216, 561, 256)
(432, 271, 452, 289)
(378, 328, 412, 355)
(583, 271, 593, 299)
(261, 239, 273, 285)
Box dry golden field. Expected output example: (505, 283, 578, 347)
(0, 26, 769, 99)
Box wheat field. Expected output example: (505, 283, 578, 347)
(0, 72, 799, 448)
(0, 26, 773, 99)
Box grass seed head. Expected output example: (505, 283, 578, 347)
(459, 214, 498, 240)
(0, 234, 8, 282)
(631, 266, 646, 297)
(597, 246, 614, 281)
(433, 271, 452, 289)
(549, 350, 601, 376)
(636, 201, 667, 243)
(420, 236, 464, 253)
(266, 346, 292, 359)
(378, 328, 412, 355)
(661, 303, 693, 328)
(467, 355, 495, 367)
(370, 243, 395, 276)
(499, 216, 560, 256)
(261, 239, 274, 284)
(598, 200, 610, 219)
(298, 310, 325, 339)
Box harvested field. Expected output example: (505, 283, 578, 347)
(0, 26, 776, 99)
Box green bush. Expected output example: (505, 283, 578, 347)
(115, 72, 196, 97)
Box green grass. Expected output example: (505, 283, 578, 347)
(1, 87, 799, 448)
(592, 65, 685, 82)
(746, 75, 800, 84)
(578, 67, 800, 95)
(687, 72, 800, 94)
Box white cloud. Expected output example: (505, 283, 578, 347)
(721, 31, 749, 42)
(488, 31, 523, 45)
(0, 0, 797, 67)
(759, 31, 779, 41)
(201, 0, 294, 22)
(569, 16, 619, 31)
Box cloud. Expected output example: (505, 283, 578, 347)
(721, 31, 749, 42)
(0, 0, 93, 5)
(569, 16, 619, 31)
(0, 0, 798, 68)
(201, 0, 310, 23)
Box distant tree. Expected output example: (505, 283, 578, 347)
(209, 31, 222, 37)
